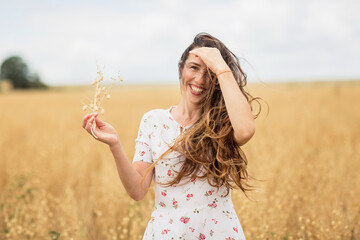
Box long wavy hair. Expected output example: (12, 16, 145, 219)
(141, 33, 262, 197)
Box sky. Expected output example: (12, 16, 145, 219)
(0, 0, 359, 86)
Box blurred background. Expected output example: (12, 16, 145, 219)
(0, 1, 359, 240)
(1, 0, 359, 87)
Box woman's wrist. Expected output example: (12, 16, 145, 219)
(214, 64, 231, 75)
(216, 69, 232, 77)
(109, 138, 121, 151)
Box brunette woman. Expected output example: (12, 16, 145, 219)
(82, 33, 260, 239)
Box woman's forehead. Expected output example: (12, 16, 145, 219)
(185, 54, 205, 66)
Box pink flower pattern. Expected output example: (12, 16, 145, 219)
(133, 108, 246, 240)
(180, 216, 190, 224)
(208, 202, 218, 208)
(186, 193, 194, 200)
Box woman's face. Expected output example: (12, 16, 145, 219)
(180, 53, 211, 106)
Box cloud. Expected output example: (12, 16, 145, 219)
(0, 0, 359, 85)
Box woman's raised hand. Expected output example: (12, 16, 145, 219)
(189, 47, 231, 75)
(82, 113, 120, 147)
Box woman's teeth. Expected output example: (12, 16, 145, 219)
(190, 85, 204, 93)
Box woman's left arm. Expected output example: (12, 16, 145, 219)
(190, 47, 255, 146)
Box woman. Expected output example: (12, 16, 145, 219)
(82, 33, 259, 239)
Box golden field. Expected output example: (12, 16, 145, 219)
(0, 81, 359, 240)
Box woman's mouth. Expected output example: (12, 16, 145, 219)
(189, 84, 205, 96)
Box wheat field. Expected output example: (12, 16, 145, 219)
(0, 81, 359, 240)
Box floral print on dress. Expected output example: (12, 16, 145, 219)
(180, 216, 190, 224)
(161, 229, 170, 235)
(186, 193, 193, 200)
(172, 198, 178, 209)
(133, 108, 246, 240)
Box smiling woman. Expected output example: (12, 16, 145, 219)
(181, 53, 211, 99)
(82, 32, 262, 239)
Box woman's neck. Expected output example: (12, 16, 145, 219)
(173, 98, 202, 127)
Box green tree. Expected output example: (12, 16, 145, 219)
(0, 56, 47, 89)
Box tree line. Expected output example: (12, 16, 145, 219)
(0, 56, 47, 89)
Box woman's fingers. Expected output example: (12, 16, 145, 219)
(189, 50, 198, 57)
(189, 47, 216, 65)
(84, 117, 94, 133)
(82, 113, 107, 139)
(82, 113, 98, 131)
(83, 118, 97, 139)
(94, 116, 105, 127)
(190, 47, 221, 61)
(82, 114, 118, 145)
(82, 114, 91, 128)
(189, 49, 201, 58)
(190, 47, 229, 75)
(189, 47, 210, 55)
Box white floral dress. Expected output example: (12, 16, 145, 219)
(133, 107, 246, 240)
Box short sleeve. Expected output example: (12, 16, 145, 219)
(133, 112, 153, 163)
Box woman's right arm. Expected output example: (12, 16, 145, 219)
(110, 142, 154, 201)
(82, 113, 153, 201)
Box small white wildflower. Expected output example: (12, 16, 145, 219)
(83, 67, 123, 138)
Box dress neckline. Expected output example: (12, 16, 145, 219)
(167, 106, 194, 130)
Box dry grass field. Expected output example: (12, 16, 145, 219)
(0, 81, 359, 240)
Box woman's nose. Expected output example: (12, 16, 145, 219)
(194, 70, 207, 84)
(194, 75, 204, 85)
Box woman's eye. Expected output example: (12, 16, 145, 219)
(191, 66, 198, 70)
